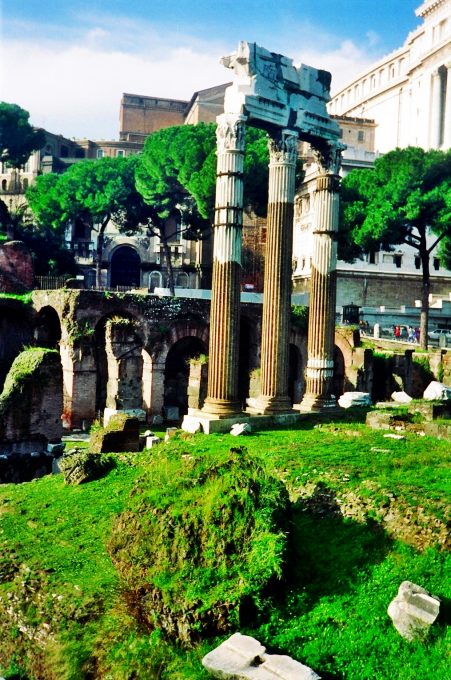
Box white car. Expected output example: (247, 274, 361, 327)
(427, 329, 451, 342)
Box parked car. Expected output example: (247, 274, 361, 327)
(427, 328, 451, 342)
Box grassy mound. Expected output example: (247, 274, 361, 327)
(108, 446, 290, 645)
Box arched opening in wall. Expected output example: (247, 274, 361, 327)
(148, 270, 162, 292)
(110, 246, 141, 288)
(1, 179, 7, 191)
(164, 336, 207, 418)
(288, 344, 303, 405)
(333, 345, 345, 398)
(0, 309, 32, 391)
(176, 271, 189, 288)
(238, 317, 252, 406)
(34, 306, 61, 349)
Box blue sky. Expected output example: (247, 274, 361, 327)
(1, 1, 421, 139)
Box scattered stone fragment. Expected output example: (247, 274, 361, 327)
(338, 392, 371, 408)
(146, 435, 161, 448)
(230, 422, 252, 436)
(182, 419, 202, 434)
(388, 581, 441, 641)
(47, 441, 65, 455)
(391, 391, 412, 403)
(423, 381, 451, 401)
(202, 632, 321, 679)
(165, 427, 179, 442)
(383, 433, 406, 440)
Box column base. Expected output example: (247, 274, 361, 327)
(201, 397, 243, 418)
(296, 392, 338, 412)
(181, 408, 301, 435)
(246, 395, 295, 415)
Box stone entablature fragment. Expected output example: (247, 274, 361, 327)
(221, 41, 342, 145)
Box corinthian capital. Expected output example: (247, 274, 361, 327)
(216, 114, 247, 153)
(313, 141, 345, 176)
(268, 129, 299, 165)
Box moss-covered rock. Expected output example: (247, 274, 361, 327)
(108, 446, 290, 646)
(59, 450, 116, 485)
(89, 414, 140, 453)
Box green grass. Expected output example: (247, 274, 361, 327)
(0, 292, 32, 304)
(0, 418, 450, 679)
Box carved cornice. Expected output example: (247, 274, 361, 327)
(216, 114, 247, 153)
(312, 141, 344, 176)
(268, 130, 299, 165)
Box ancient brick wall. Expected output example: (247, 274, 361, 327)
(0, 348, 63, 452)
(0, 241, 33, 293)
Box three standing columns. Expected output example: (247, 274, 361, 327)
(300, 144, 342, 411)
(202, 114, 247, 417)
(250, 130, 298, 413)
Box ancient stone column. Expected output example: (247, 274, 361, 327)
(250, 130, 298, 413)
(300, 143, 342, 411)
(202, 114, 247, 416)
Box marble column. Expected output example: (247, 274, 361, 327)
(300, 143, 342, 411)
(249, 130, 298, 413)
(444, 64, 451, 149)
(202, 114, 246, 416)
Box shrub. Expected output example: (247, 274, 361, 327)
(108, 446, 290, 646)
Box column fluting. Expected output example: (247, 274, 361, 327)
(202, 114, 246, 416)
(250, 130, 298, 413)
(300, 143, 342, 411)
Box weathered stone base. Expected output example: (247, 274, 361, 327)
(201, 397, 243, 418)
(297, 394, 339, 412)
(246, 396, 295, 415)
(182, 409, 302, 434)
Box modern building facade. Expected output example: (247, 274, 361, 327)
(329, 0, 451, 152)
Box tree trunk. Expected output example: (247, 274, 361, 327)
(419, 237, 430, 351)
(162, 239, 175, 296)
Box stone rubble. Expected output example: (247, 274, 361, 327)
(230, 422, 252, 436)
(338, 392, 372, 408)
(423, 381, 451, 401)
(387, 581, 441, 641)
(202, 632, 321, 679)
(391, 391, 412, 403)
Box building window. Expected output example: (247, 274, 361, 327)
(1, 179, 6, 191)
(415, 256, 421, 269)
(394, 254, 402, 268)
(390, 64, 395, 79)
(433, 257, 440, 270)
(358, 130, 365, 142)
(116, 149, 125, 157)
(60, 145, 69, 158)
(369, 251, 376, 264)
(96, 149, 104, 159)
(22, 178, 29, 190)
(75, 149, 85, 159)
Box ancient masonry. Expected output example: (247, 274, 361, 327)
(184, 41, 344, 431)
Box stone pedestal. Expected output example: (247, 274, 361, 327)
(202, 114, 247, 417)
(300, 144, 342, 411)
(248, 130, 298, 414)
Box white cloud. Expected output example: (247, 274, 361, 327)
(1, 14, 381, 140)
